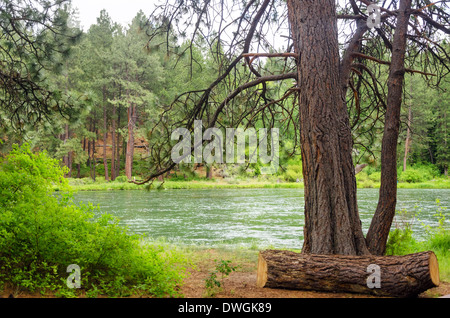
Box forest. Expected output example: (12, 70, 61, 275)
(0, 0, 449, 301)
(0, 3, 448, 186)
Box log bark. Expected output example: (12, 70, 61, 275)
(257, 250, 439, 298)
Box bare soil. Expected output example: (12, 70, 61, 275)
(181, 250, 450, 299)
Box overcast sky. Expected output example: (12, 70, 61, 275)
(70, 0, 289, 50)
(70, 0, 159, 30)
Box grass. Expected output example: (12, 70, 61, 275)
(62, 175, 450, 191)
(356, 171, 450, 189)
(60, 177, 305, 191)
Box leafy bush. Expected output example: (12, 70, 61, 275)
(114, 175, 128, 183)
(385, 228, 418, 256)
(398, 164, 440, 183)
(355, 172, 378, 188)
(284, 164, 302, 182)
(0, 143, 188, 297)
(368, 171, 381, 182)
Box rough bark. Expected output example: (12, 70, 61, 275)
(366, 0, 412, 255)
(287, 0, 368, 255)
(403, 102, 412, 171)
(257, 250, 439, 298)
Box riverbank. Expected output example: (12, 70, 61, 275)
(3, 246, 449, 298)
(61, 177, 450, 191)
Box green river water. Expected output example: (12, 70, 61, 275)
(73, 188, 449, 249)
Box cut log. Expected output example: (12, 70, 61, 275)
(257, 250, 439, 298)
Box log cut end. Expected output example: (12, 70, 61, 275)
(429, 251, 440, 287)
(256, 252, 268, 288)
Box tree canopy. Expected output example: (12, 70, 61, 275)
(0, 0, 448, 256)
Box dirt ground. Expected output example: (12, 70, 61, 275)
(181, 256, 450, 299)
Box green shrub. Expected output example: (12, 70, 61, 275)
(0, 143, 188, 297)
(398, 169, 425, 183)
(204, 259, 239, 297)
(368, 171, 381, 182)
(356, 171, 368, 181)
(114, 175, 128, 183)
(284, 164, 302, 182)
(398, 164, 440, 183)
(385, 228, 418, 256)
(355, 172, 378, 188)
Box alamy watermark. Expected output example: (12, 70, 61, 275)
(66, 264, 81, 289)
(171, 120, 279, 174)
(367, 4, 381, 29)
(366, 264, 381, 289)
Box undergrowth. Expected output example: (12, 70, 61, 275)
(0, 143, 189, 297)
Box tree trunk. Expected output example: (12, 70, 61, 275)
(102, 86, 109, 181)
(62, 123, 72, 178)
(442, 105, 448, 176)
(403, 85, 412, 171)
(111, 101, 116, 181)
(116, 105, 121, 178)
(125, 103, 136, 180)
(287, 0, 368, 255)
(91, 120, 97, 181)
(68, 150, 73, 178)
(206, 164, 213, 179)
(87, 119, 92, 168)
(366, 0, 412, 255)
(257, 250, 439, 298)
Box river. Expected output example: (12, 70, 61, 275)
(73, 188, 449, 249)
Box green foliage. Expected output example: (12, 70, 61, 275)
(0, 143, 189, 297)
(355, 171, 379, 188)
(0, 0, 81, 130)
(386, 207, 419, 255)
(385, 228, 417, 255)
(114, 175, 128, 183)
(398, 164, 440, 183)
(386, 200, 450, 281)
(204, 259, 239, 297)
(368, 171, 381, 182)
(284, 164, 302, 182)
